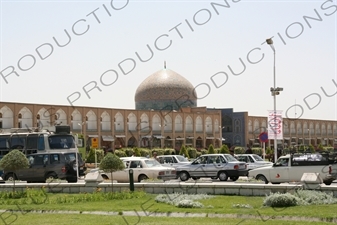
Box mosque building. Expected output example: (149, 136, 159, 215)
(0, 67, 336, 151)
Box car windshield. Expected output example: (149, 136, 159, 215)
(48, 135, 75, 149)
(252, 155, 264, 161)
(144, 159, 161, 167)
(176, 155, 189, 162)
(223, 154, 238, 162)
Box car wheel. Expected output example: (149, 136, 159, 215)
(231, 176, 239, 181)
(45, 172, 57, 182)
(179, 171, 190, 181)
(324, 181, 332, 186)
(256, 175, 268, 184)
(138, 174, 148, 182)
(67, 177, 78, 183)
(5, 173, 17, 181)
(218, 171, 228, 181)
(191, 177, 200, 180)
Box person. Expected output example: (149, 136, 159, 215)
(245, 144, 253, 154)
(229, 146, 238, 159)
(152, 152, 159, 162)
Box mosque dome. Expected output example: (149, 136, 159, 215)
(135, 68, 197, 110)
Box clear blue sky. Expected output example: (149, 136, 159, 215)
(0, 0, 336, 121)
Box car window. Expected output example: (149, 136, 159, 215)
(176, 155, 188, 162)
(130, 160, 142, 168)
(27, 155, 34, 165)
(164, 157, 173, 164)
(144, 159, 161, 167)
(248, 156, 255, 163)
(33, 155, 45, 165)
(276, 158, 289, 166)
(43, 155, 49, 164)
(208, 155, 222, 164)
(50, 154, 60, 164)
(193, 156, 207, 164)
(237, 156, 247, 163)
(223, 154, 238, 162)
(252, 155, 264, 161)
(172, 157, 178, 163)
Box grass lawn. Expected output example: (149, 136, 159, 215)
(0, 191, 336, 225)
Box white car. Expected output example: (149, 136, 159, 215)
(157, 155, 191, 168)
(101, 157, 176, 182)
(236, 154, 273, 170)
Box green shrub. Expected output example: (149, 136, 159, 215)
(263, 192, 300, 207)
(114, 150, 127, 158)
(201, 150, 208, 155)
(140, 149, 151, 157)
(179, 145, 189, 158)
(219, 145, 229, 154)
(124, 148, 134, 157)
(207, 144, 215, 154)
(133, 147, 141, 156)
(164, 149, 174, 155)
(188, 148, 197, 159)
(155, 193, 213, 208)
(86, 149, 104, 163)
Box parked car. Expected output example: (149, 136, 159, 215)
(100, 157, 176, 182)
(236, 154, 273, 170)
(175, 154, 248, 181)
(157, 155, 191, 168)
(1, 152, 85, 183)
(248, 153, 337, 185)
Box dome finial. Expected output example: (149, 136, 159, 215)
(164, 61, 166, 69)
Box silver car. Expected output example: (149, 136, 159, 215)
(157, 155, 191, 168)
(176, 154, 248, 181)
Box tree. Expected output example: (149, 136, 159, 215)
(179, 145, 189, 158)
(99, 153, 125, 192)
(207, 144, 215, 154)
(219, 144, 229, 154)
(0, 150, 29, 192)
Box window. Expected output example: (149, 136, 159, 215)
(50, 154, 60, 164)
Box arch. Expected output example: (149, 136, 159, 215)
(303, 122, 308, 134)
(309, 123, 314, 134)
(37, 108, 51, 129)
(248, 120, 252, 133)
(283, 121, 289, 134)
(290, 121, 295, 134)
(315, 123, 320, 135)
(296, 122, 302, 134)
(196, 116, 203, 132)
(327, 123, 332, 135)
(235, 119, 241, 133)
(175, 115, 183, 132)
(101, 111, 111, 131)
(0, 106, 14, 128)
(261, 120, 267, 131)
(321, 123, 326, 135)
(55, 109, 67, 126)
(86, 110, 97, 130)
(185, 116, 193, 132)
(71, 110, 82, 130)
(152, 114, 161, 132)
(127, 136, 137, 148)
(205, 116, 212, 133)
(115, 112, 124, 131)
(164, 115, 172, 132)
(214, 119, 219, 132)
(140, 113, 149, 131)
(253, 120, 259, 133)
(18, 107, 33, 128)
(127, 113, 137, 131)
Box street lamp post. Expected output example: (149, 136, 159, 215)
(266, 38, 283, 163)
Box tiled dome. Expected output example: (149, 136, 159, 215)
(135, 68, 198, 110)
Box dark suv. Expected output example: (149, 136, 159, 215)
(1, 152, 85, 183)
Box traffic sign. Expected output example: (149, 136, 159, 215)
(259, 132, 268, 143)
(91, 138, 98, 148)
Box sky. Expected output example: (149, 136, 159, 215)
(0, 0, 336, 121)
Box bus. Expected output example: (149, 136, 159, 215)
(0, 125, 82, 178)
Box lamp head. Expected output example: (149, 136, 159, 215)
(266, 38, 273, 45)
